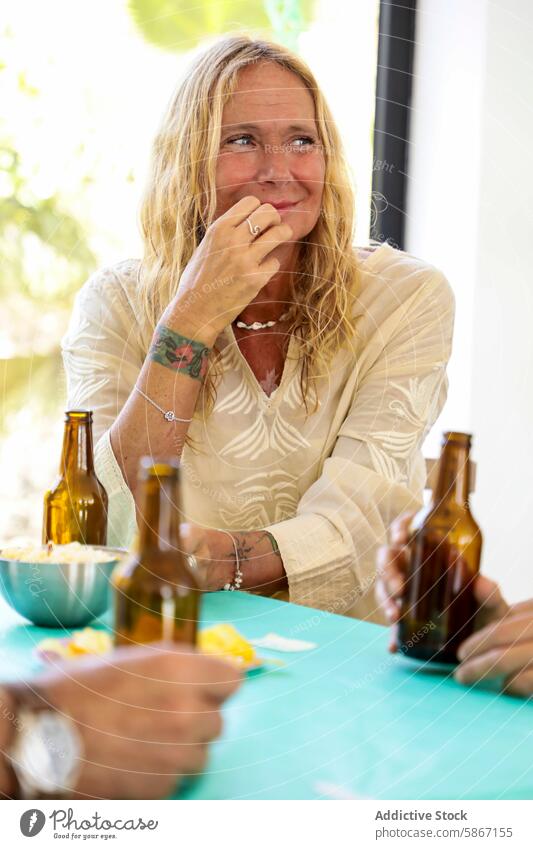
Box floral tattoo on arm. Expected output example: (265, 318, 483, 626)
(150, 325, 210, 380)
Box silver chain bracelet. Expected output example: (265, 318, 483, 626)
(135, 386, 192, 423)
(219, 530, 243, 591)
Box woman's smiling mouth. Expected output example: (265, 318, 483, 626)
(264, 200, 302, 211)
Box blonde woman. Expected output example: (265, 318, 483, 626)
(62, 36, 454, 620)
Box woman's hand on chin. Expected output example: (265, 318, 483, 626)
(162, 195, 293, 346)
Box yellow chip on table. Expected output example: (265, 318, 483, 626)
(199, 623, 258, 668)
(37, 628, 113, 661)
(69, 628, 113, 655)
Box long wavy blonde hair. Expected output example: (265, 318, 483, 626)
(139, 34, 360, 416)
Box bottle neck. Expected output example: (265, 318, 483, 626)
(433, 440, 471, 510)
(60, 419, 95, 476)
(137, 477, 182, 554)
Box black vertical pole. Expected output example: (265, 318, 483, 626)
(371, 0, 417, 249)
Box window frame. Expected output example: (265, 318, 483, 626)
(371, 0, 418, 249)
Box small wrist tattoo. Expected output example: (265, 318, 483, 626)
(150, 325, 210, 379)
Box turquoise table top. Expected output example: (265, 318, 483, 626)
(0, 591, 532, 800)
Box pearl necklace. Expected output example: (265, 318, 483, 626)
(235, 311, 291, 331)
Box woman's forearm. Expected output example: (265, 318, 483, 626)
(205, 529, 287, 595)
(110, 310, 215, 496)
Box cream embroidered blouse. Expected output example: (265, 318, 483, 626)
(61, 243, 455, 621)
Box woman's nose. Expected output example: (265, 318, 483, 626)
(255, 144, 293, 183)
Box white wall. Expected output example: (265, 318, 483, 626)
(406, 0, 533, 602)
(300, 0, 379, 245)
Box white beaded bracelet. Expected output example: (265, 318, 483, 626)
(219, 530, 243, 591)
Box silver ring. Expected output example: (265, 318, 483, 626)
(246, 216, 261, 237)
(186, 553, 198, 571)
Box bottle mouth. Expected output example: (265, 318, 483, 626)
(442, 430, 472, 445)
(65, 409, 92, 422)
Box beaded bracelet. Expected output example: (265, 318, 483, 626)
(219, 530, 243, 591)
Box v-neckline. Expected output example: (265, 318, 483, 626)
(225, 324, 298, 408)
(220, 243, 394, 407)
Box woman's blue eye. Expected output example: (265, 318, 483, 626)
(226, 135, 254, 146)
(223, 135, 317, 150)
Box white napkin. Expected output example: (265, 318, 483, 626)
(249, 633, 317, 652)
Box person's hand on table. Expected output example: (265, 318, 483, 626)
(180, 522, 212, 586)
(3, 645, 241, 799)
(179, 523, 234, 591)
(376, 513, 533, 698)
(455, 598, 533, 696)
(180, 522, 287, 595)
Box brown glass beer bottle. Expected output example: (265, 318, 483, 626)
(398, 432, 482, 664)
(112, 458, 200, 646)
(42, 410, 108, 545)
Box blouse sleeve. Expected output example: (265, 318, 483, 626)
(264, 271, 455, 622)
(61, 267, 142, 548)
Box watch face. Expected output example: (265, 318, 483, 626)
(14, 711, 82, 795)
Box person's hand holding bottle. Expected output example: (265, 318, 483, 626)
(376, 513, 533, 698)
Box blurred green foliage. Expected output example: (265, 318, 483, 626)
(0, 55, 95, 431)
(0, 140, 95, 424)
(128, 0, 314, 51)
(1, 354, 64, 420)
(0, 145, 95, 303)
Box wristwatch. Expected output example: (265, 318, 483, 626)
(1, 685, 83, 799)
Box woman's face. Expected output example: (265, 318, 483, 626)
(214, 62, 326, 244)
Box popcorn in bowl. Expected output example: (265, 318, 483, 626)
(0, 542, 119, 565)
(0, 542, 126, 628)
